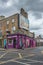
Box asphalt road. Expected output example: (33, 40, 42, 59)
(0, 47, 43, 65)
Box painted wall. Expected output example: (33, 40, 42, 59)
(7, 34, 36, 49)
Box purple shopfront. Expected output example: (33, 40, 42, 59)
(7, 34, 36, 49)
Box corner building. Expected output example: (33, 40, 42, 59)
(0, 8, 36, 48)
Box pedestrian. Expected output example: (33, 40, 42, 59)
(4, 37, 7, 49)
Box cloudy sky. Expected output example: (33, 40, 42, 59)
(0, 0, 43, 37)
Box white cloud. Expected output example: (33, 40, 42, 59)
(7, 0, 13, 7)
(0, 0, 19, 8)
(7, 0, 19, 7)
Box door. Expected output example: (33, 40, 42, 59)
(13, 38, 16, 48)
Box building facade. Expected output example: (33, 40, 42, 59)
(0, 8, 36, 48)
(35, 35, 43, 46)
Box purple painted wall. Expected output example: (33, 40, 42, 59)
(7, 34, 36, 49)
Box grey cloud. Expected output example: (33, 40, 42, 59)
(0, 0, 9, 5)
(0, 0, 43, 36)
(18, 0, 43, 12)
(1, 0, 9, 3)
(30, 26, 41, 30)
(32, 12, 42, 19)
(0, 0, 43, 18)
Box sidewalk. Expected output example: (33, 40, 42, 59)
(0, 48, 6, 51)
(0, 48, 19, 52)
(0, 47, 37, 51)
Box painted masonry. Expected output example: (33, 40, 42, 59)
(0, 8, 36, 48)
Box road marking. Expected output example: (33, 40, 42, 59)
(0, 51, 8, 59)
(18, 53, 22, 59)
(0, 59, 13, 64)
(12, 60, 30, 65)
(22, 58, 43, 63)
(0, 57, 19, 64)
(23, 53, 35, 58)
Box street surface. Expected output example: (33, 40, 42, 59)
(0, 47, 43, 65)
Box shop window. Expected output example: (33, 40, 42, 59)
(8, 39, 12, 44)
(19, 38, 23, 48)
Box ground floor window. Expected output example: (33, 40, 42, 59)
(19, 38, 23, 48)
(8, 39, 13, 44)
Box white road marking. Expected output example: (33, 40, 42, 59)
(0, 51, 8, 59)
(0, 59, 13, 64)
(18, 53, 22, 59)
(0, 57, 19, 64)
(22, 58, 43, 63)
(12, 60, 30, 65)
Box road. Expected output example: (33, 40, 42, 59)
(0, 47, 43, 65)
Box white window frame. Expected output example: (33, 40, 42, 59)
(12, 26, 16, 31)
(7, 21, 9, 24)
(12, 19, 15, 23)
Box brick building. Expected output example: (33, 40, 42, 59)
(0, 8, 36, 48)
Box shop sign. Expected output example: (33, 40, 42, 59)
(19, 14, 29, 30)
(7, 36, 17, 38)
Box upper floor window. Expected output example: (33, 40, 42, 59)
(7, 21, 9, 24)
(0, 23, 2, 27)
(12, 26, 16, 31)
(12, 19, 15, 23)
(6, 29, 9, 31)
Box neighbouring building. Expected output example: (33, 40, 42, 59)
(0, 8, 36, 48)
(35, 35, 43, 46)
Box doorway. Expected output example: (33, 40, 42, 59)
(13, 38, 16, 48)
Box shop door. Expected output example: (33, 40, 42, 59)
(13, 38, 16, 48)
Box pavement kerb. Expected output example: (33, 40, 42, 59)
(0, 47, 40, 51)
(0, 48, 6, 51)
